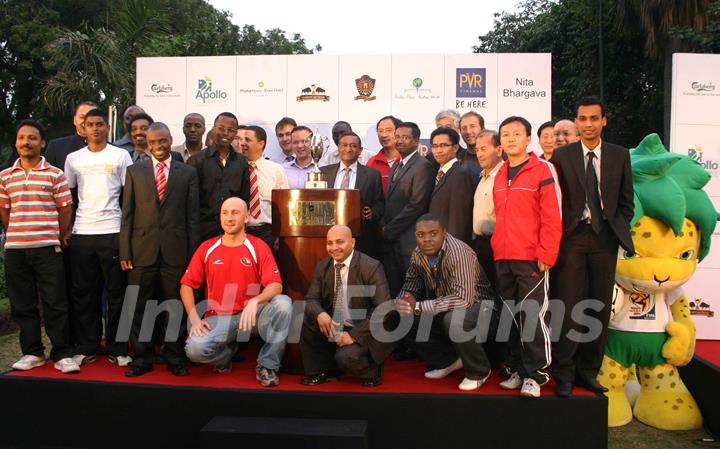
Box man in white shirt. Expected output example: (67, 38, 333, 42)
(269, 117, 297, 164)
(64, 108, 133, 368)
(243, 125, 289, 248)
(472, 129, 504, 289)
(283, 126, 319, 189)
(171, 113, 206, 162)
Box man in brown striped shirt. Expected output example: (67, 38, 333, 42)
(0, 120, 78, 373)
(396, 213, 495, 391)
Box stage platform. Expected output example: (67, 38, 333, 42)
(0, 354, 607, 449)
(681, 339, 720, 438)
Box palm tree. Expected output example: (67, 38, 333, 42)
(616, 0, 711, 144)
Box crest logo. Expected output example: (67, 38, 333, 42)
(354, 75, 376, 101)
(240, 257, 253, 268)
(297, 84, 330, 102)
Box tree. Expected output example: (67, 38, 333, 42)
(475, 0, 664, 148)
(616, 0, 711, 143)
(670, 0, 720, 52)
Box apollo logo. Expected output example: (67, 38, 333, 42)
(196, 76, 228, 103)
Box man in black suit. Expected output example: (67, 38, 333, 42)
(119, 122, 200, 377)
(550, 96, 634, 397)
(300, 225, 393, 387)
(428, 127, 473, 244)
(44, 101, 97, 170)
(321, 132, 384, 259)
(381, 122, 434, 297)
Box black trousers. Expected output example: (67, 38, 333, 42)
(381, 244, 411, 298)
(551, 222, 619, 384)
(408, 301, 492, 380)
(126, 257, 186, 369)
(300, 319, 380, 380)
(69, 233, 127, 357)
(246, 223, 274, 249)
(5, 246, 72, 361)
(496, 260, 552, 384)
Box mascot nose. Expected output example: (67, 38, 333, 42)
(654, 275, 670, 285)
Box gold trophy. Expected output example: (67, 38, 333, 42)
(305, 129, 329, 188)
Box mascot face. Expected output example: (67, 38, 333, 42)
(616, 216, 700, 295)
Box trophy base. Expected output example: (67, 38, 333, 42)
(304, 180, 328, 189)
(305, 171, 327, 189)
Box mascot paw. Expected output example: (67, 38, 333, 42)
(634, 364, 703, 430)
(598, 356, 633, 427)
(663, 322, 693, 366)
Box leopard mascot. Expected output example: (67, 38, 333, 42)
(598, 133, 718, 430)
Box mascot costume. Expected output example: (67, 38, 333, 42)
(597, 133, 718, 430)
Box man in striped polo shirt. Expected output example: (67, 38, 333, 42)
(0, 119, 79, 373)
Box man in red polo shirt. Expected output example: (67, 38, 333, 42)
(181, 197, 292, 387)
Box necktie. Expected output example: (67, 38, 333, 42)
(155, 161, 167, 202)
(340, 167, 350, 189)
(248, 161, 260, 219)
(333, 263, 345, 321)
(392, 161, 404, 183)
(586, 152, 603, 234)
(435, 170, 445, 186)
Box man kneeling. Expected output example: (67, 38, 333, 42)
(396, 214, 495, 390)
(180, 197, 292, 387)
(300, 225, 394, 387)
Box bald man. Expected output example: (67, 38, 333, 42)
(553, 119, 580, 148)
(172, 113, 206, 162)
(181, 197, 292, 387)
(300, 225, 394, 387)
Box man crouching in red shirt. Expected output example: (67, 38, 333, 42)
(180, 197, 292, 387)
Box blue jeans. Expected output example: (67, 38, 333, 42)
(185, 295, 292, 370)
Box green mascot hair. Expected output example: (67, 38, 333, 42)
(629, 133, 719, 261)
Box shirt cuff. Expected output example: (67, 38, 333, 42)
(419, 300, 434, 314)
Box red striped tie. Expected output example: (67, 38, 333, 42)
(155, 161, 167, 202)
(249, 161, 260, 218)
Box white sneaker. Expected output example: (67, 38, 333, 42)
(499, 372, 522, 390)
(424, 358, 463, 379)
(109, 355, 132, 367)
(520, 378, 541, 398)
(54, 358, 80, 374)
(11, 354, 46, 371)
(72, 354, 97, 366)
(458, 371, 492, 391)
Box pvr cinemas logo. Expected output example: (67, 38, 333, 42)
(456, 68, 486, 98)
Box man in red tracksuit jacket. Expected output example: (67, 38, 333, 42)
(491, 116, 562, 398)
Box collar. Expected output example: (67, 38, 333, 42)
(334, 251, 354, 268)
(151, 155, 171, 168)
(439, 158, 457, 174)
(400, 150, 417, 165)
(339, 161, 359, 173)
(11, 156, 49, 172)
(482, 160, 503, 179)
(206, 144, 235, 160)
(291, 158, 316, 170)
(581, 139, 602, 156)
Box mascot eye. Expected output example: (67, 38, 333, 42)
(678, 249, 695, 260)
(619, 250, 638, 260)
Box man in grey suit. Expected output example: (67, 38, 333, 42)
(119, 122, 200, 377)
(428, 127, 474, 244)
(321, 132, 384, 259)
(381, 122, 434, 297)
(300, 225, 394, 387)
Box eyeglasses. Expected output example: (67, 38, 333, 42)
(431, 143, 453, 149)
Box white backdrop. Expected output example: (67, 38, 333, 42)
(671, 53, 720, 340)
(136, 53, 552, 157)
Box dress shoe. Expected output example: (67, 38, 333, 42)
(361, 365, 383, 387)
(576, 377, 608, 394)
(167, 364, 188, 376)
(300, 372, 340, 386)
(124, 365, 152, 377)
(555, 381, 573, 397)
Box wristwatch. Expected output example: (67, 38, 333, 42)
(414, 303, 422, 316)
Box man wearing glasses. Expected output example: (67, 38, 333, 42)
(427, 128, 473, 244)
